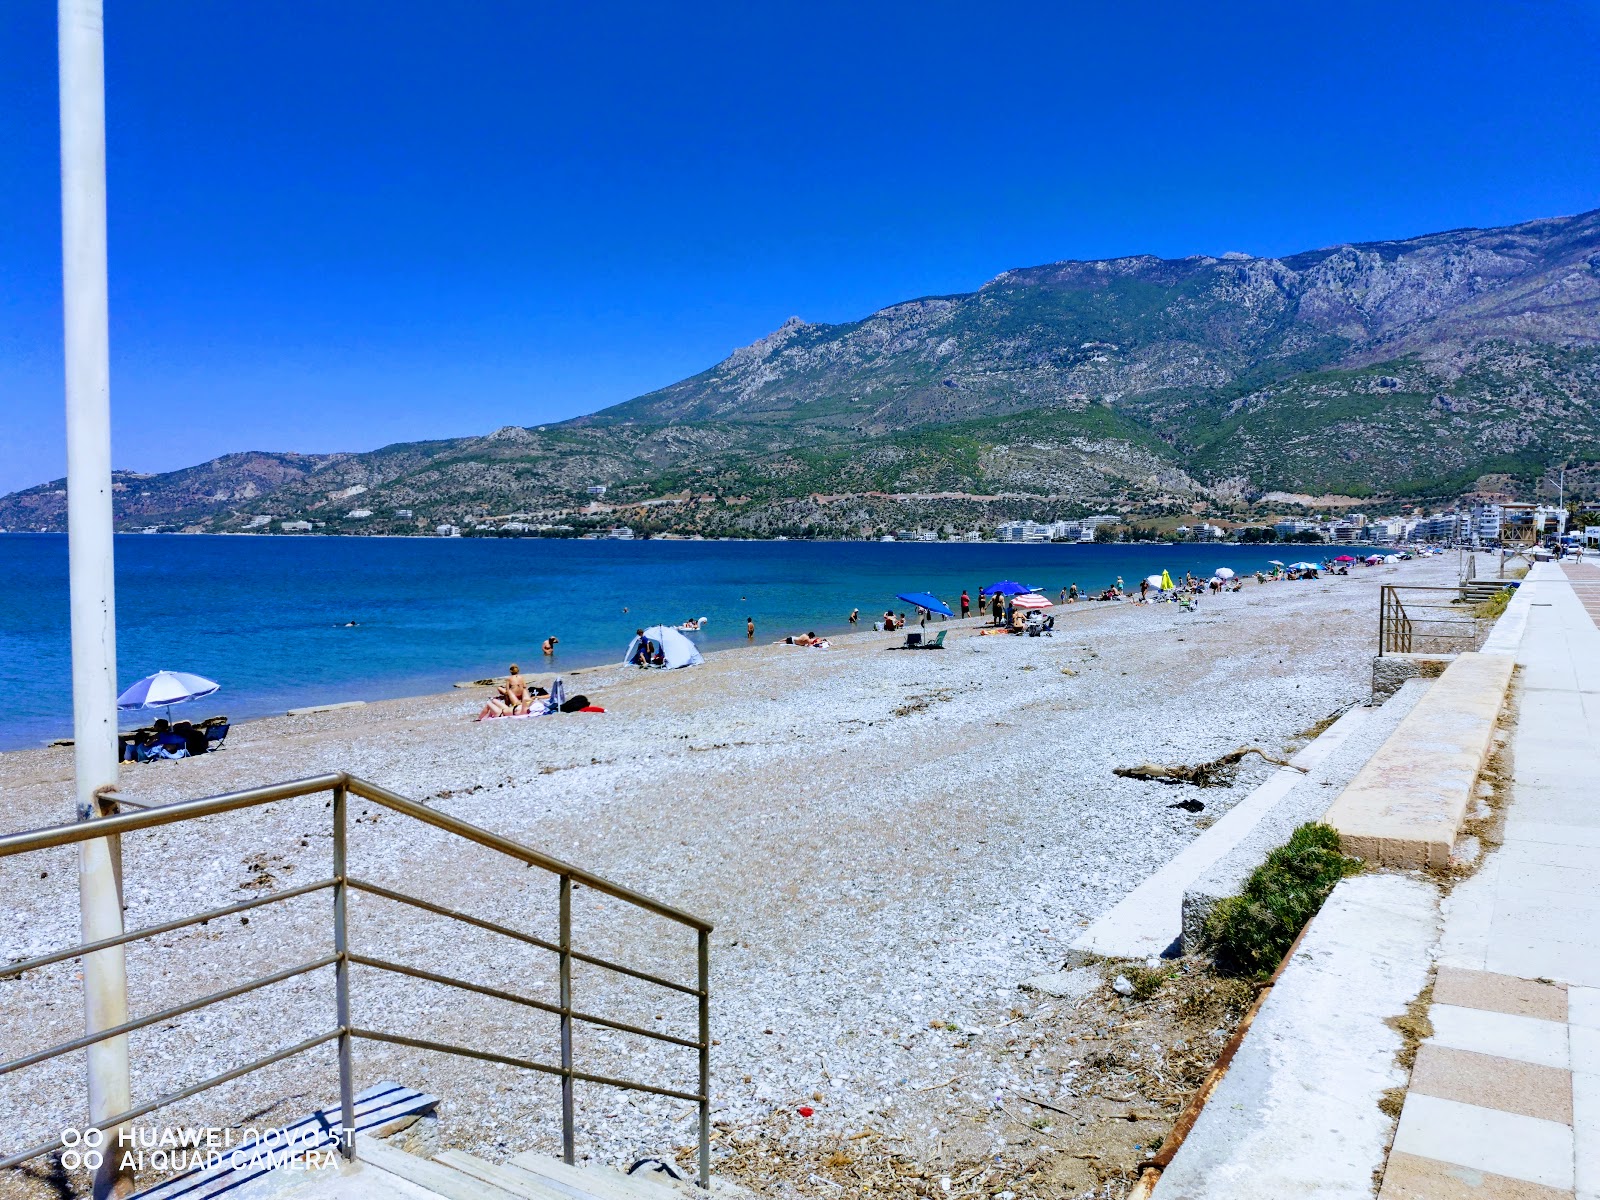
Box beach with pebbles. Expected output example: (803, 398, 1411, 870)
(0, 553, 1457, 1198)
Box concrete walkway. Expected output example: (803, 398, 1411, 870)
(1382, 562, 1600, 1199)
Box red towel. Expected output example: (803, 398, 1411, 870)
(580, 705, 606, 713)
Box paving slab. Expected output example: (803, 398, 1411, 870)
(1382, 562, 1600, 1199)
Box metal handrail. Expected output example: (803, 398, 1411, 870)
(1378, 583, 1496, 656)
(0, 771, 714, 1188)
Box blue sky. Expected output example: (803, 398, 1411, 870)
(3, 1, 1599, 495)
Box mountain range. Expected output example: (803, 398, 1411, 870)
(5, 207, 1599, 538)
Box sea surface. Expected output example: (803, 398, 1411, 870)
(0, 534, 1376, 750)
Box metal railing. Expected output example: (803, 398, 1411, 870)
(0, 773, 712, 1187)
(1377, 584, 1497, 656)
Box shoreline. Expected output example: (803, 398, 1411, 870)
(1, 536, 1417, 751)
(0, 552, 1460, 1195)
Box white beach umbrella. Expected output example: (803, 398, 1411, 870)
(1214, 567, 1236, 579)
(116, 669, 220, 717)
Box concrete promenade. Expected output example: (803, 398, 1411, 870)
(1382, 561, 1600, 1199)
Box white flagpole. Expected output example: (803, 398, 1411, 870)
(58, 1, 134, 1195)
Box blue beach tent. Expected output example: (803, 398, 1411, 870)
(623, 625, 704, 670)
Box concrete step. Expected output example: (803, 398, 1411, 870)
(130, 1082, 439, 1200)
(509, 1151, 692, 1200)
(433, 1150, 577, 1199)
(352, 1135, 526, 1200)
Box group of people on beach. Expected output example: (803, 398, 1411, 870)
(475, 664, 550, 719)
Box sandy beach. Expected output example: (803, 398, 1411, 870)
(0, 554, 1460, 1197)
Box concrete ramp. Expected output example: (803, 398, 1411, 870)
(1324, 652, 1514, 867)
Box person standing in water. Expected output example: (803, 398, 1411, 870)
(849, 608, 860, 625)
(746, 616, 755, 640)
(542, 636, 558, 656)
(960, 590, 970, 618)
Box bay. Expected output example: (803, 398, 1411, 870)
(0, 533, 1370, 749)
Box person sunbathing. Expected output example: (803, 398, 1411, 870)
(504, 664, 533, 714)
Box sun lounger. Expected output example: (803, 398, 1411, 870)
(921, 629, 947, 649)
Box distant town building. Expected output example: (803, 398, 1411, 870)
(605, 526, 635, 540)
(393, 509, 413, 519)
(997, 519, 1053, 543)
(586, 485, 608, 497)
(279, 520, 313, 532)
(435, 524, 459, 537)
(346, 508, 373, 519)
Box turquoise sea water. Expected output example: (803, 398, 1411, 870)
(0, 534, 1373, 749)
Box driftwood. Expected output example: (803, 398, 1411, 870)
(1114, 746, 1305, 788)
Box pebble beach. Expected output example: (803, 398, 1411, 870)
(0, 553, 1458, 1198)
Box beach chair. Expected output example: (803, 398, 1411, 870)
(1178, 594, 1197, 612)
(204, 721, 230, 749)
(920, 629, 947, 650)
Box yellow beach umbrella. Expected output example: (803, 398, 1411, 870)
(1160, 569, 1175, 591)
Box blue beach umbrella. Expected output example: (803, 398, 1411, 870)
(117, 670, 221, 719)
(980, 580, 1030, 596)
(896, 591, 955, 617)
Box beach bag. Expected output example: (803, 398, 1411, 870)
(560, 694, 590, 713)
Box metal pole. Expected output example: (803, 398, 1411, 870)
(58, 3, 132, 1196)
(696, 928, 710, 1190)
(558, 876, 574, 1164)
(331, 784, 356, 1160)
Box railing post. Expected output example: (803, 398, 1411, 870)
(697, 927, 711, 1190)
(558, 875, 574, 1165)
(332, 783, 356, 1160)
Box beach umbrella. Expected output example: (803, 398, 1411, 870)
(1334, 554, 1356, 563)
(116, 670, 220, 718)
(1267, 559, 1285, 566)
(1288, 561, 1320, 572)
(1012, 593, 1052, 610)
(896, 591, 955, 617)
(980, 580, 1031, 596)
(1160, 569, 1175, 590)
(1145, 574, 1164, 588)
(1214, 567, 1236, 579)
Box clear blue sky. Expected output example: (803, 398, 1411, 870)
(3, 1, 1599, 495)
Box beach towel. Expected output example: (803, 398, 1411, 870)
(543, 678, 567, 715)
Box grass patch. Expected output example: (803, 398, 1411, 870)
(1472, 588, 1513, 620)
(1204, 823, 1364, 980)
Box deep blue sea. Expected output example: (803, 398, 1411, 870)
(0, 534, 1370, 749)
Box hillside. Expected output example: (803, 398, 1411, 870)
(4, 208, 1599, 537)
